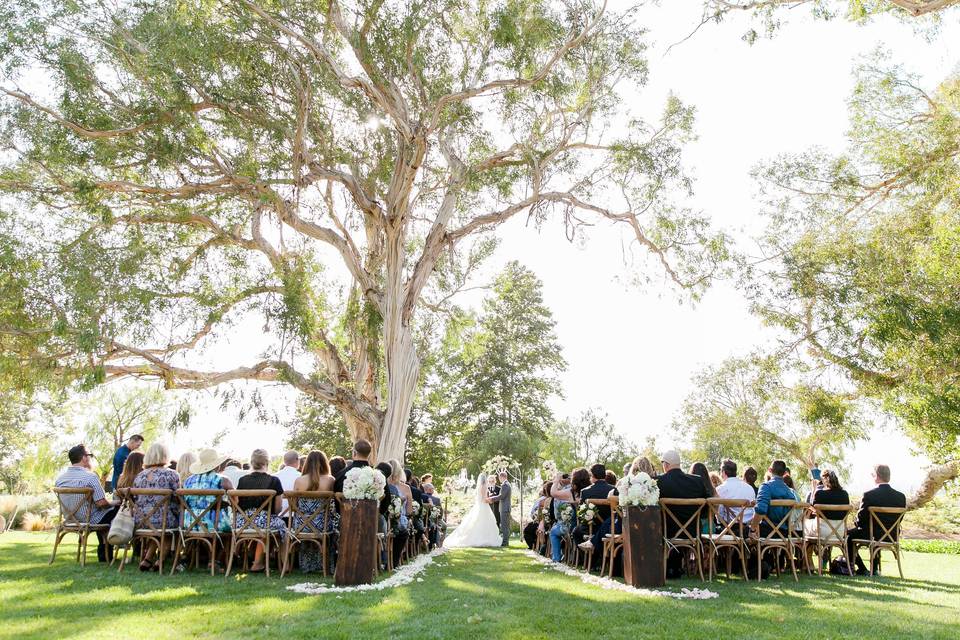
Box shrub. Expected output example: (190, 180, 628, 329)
(901, 539, 960, 555)
(0, 494, 57, 529)
(20, 512, 53, 531)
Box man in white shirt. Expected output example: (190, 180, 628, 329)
(715, 459, 755, 525)
(274, 450, 301, 515)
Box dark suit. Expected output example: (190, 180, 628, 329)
(657, 468, 710, 577)
(846, 483, 906, 572)
(573, 480, 614, 556)
(333, 459, 370, 493)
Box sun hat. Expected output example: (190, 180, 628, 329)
(190, 448, 230, 475)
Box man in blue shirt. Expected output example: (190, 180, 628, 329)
(753, 459, 795, 536)
(111, 434, 144, 493)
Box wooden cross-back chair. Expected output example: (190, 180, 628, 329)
(702, 498, 751, 581)
(851, 506, 907, 578)
(226, 490, 278, 577)
(803, 504, 854, 576)
(660, 498, 706, 581)
(122, 488, 176, 575)
(535, 498, 552, 557)
(421, 503, 436, 551)
(50, 487, 110, 567)
(580, 498, 612, 573)
(406, 504, 425, 559)
(752, 500, 802, 582)
(280, 490, 336, 577)
(171, 489, 226, 576)
(600, 496, 623, 578)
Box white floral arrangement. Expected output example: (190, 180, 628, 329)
(557, 502, 574, 525)
(542, 460, 557, 477)
(482, 455, 517, 475)
(577, 503, 598, 524)
(342, 466, 387, 500)
(616, 472, 660, 508)
(411, 502, 421, 516)
(387, 494, 403, 518)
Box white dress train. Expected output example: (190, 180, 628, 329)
(444, 474, 502, 548)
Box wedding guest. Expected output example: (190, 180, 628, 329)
(274, 450, 302, 515)
(421, 473, 434, 485)
(575, 464, 615, 553)
(222, 459, 247, 486)
(405, 469, 426, 504)
(716, 459, 755, 525)
(782, 473, 804, 533)
(299, 455, 307, 470)
(236, 448, 286, 572)
(392, 460, 415, 516)
(291, 450, 336, 573)
(524, 482, 552, 550)
(629, 456, 658, 478)
(743, 466, 759, 496)
(376, 461, 400, 565)
(329, 456, 347, 479)
(605, 470, 618, 486)
(115, 452, 144, 494)
(111, 434, 144, 494)
(710, 472, 722, 488)
(132, 442, 180, 571)
(753, 460, 795, 536)
(183, 448, 234, 533)
(689, 462, 717, 498)
(548, 468, 589, 562)
(422, 483, 441, 506)
(242, 463, 251, 471)
(333, 441, 372, 492)
(846, 464, 906, 575)
(657, 450, 710, 577)
(803, 469, 850, 566)
(176, 451, 198, 486)
(55, 444, 120, 562)
(387, 459, 411, 561)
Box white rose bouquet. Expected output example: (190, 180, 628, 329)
(616, 472, 660, 508)
(482, 455, 517, 475)
(342, 466, 387, 500)
(577, 503, 598, 524)
(557, 502, 574, 526)
(387, 494, 403, 518)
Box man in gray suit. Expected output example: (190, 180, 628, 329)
(487, 471, 512, 546)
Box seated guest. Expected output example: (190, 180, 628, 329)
(690, 462, 717, 498)
(405, 469, 425, 504)
(709, 472, 721, 489)
(55, 444, 120, 562)
(422, 483, 441, 506)
(115, 452, 145, 494)
(846, 464, 906, 575)
(803, 469, 850, 566)
(716, 459, 755, 527)
(176, 451, 198, 486)
(422, 482, 442, 549)
(183, 448, 234, 532)
(274, 450, 302, 516)
(221, 459, 247, 486)
(782, 473, 804, 533)
(656, 450, 710, 577)
(387, 460, 411, 561)
(629, 456, 658, 478)
(329, 456, 347, 479)
(524, 482, 552, 550)
(112, 434, 144, 495)
(548, 469, 590, 562)
(333, 441, 372, 492)
(375, 461, 397, 563)
(743, 466, 759, 496)
(753, 460, 795, 537)
(133, 443, 181, 571)
(605, 470, 618, 486)
(291, 450, 336, 573)
(236, 448, 286, 572)
(574, 464, 615, 553)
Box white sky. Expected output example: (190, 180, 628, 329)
(49, 3, 960, 495)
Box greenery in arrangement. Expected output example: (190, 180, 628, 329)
(2, 532, 959, 640)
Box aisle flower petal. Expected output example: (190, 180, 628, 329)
(287, 547, 448, 595)
(524, 550, 719, 600)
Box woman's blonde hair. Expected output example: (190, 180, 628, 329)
(177, 451, 198, 484)
(630, 456, 657, 477)
(250, 448, 270, 470)
(143, 442, 170, 468)
(388, 459, 404, 484)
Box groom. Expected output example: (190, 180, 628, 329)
(486, 471, 512, 546)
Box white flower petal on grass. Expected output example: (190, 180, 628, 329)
(287, 547, 448, 595)
(523, 550, 719, 600)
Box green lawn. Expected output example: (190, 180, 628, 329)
(1, 531, 959, 639)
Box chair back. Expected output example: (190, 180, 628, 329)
(660, 498, 705, 542)
(285, 490, 335, 538)
(176, 489, 225, 534)
(755, 499, 799, 542)
(53, 487, 96, 528)
(227, 490, 276, 537)
(129, 488, 175, 533)
(608, 495, 621, 531)
(868, 506, 906, 545)
(705, 497, 751, 538)
(809, 504, 854, 543)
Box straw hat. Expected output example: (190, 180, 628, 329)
(190, 448, 229, 475)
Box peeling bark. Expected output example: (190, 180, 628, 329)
(907, 460, 959, 510)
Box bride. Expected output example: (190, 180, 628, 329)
(444, 473, 502, 548)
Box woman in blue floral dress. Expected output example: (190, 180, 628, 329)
(182, 448, 234, 533)
(291, 450, 336, 573)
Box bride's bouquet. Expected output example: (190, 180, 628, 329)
(342, 466, 387, 500)
(616, 472, 659, 508)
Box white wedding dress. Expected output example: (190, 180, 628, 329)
(444, 474, 502, 548)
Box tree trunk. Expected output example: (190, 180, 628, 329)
(378, 323, 419, 462)
(907, 460, 959, 510)
(344, 412, 380, 461)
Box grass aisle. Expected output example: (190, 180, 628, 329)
(1, 532, 959, 639)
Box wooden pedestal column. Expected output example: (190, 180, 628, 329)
(334, 498, 378, 586)
(622, 505, 664, 588)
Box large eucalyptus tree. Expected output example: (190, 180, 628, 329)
(0, 1, 725, 460)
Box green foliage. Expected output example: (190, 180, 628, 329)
(542, 409, 638, 474)
(900, 539, 960, 555)
(285, 398, 353, 460)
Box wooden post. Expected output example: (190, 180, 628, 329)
(622, 505, 664, 588)
(335, 498, 378, 586)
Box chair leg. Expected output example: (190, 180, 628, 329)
(788, 544, 798, 582)
(49, 529, 66, 565)
(225, 537, 237, 578)
(696, 545, 704, 581)
(169, 538, 181, 576)
(757, 546, 764, 583)
(896, 548, 904, 579)
(264, 536, 271, 577)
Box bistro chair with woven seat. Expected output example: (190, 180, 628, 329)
(600, 496, 623, 578)
(851, 506, 907, 578)
(123, 488, 176, 574)
(702, 497, 751, 581)
(50, 487, 111, 567)
(803, 503, 854, 576)
(170, 489, 226, 576)
(281, 490, 336, 577)
(225, 489, 279, 577)
(660, 498, 706, 581)
(752, 500, 803, 582)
